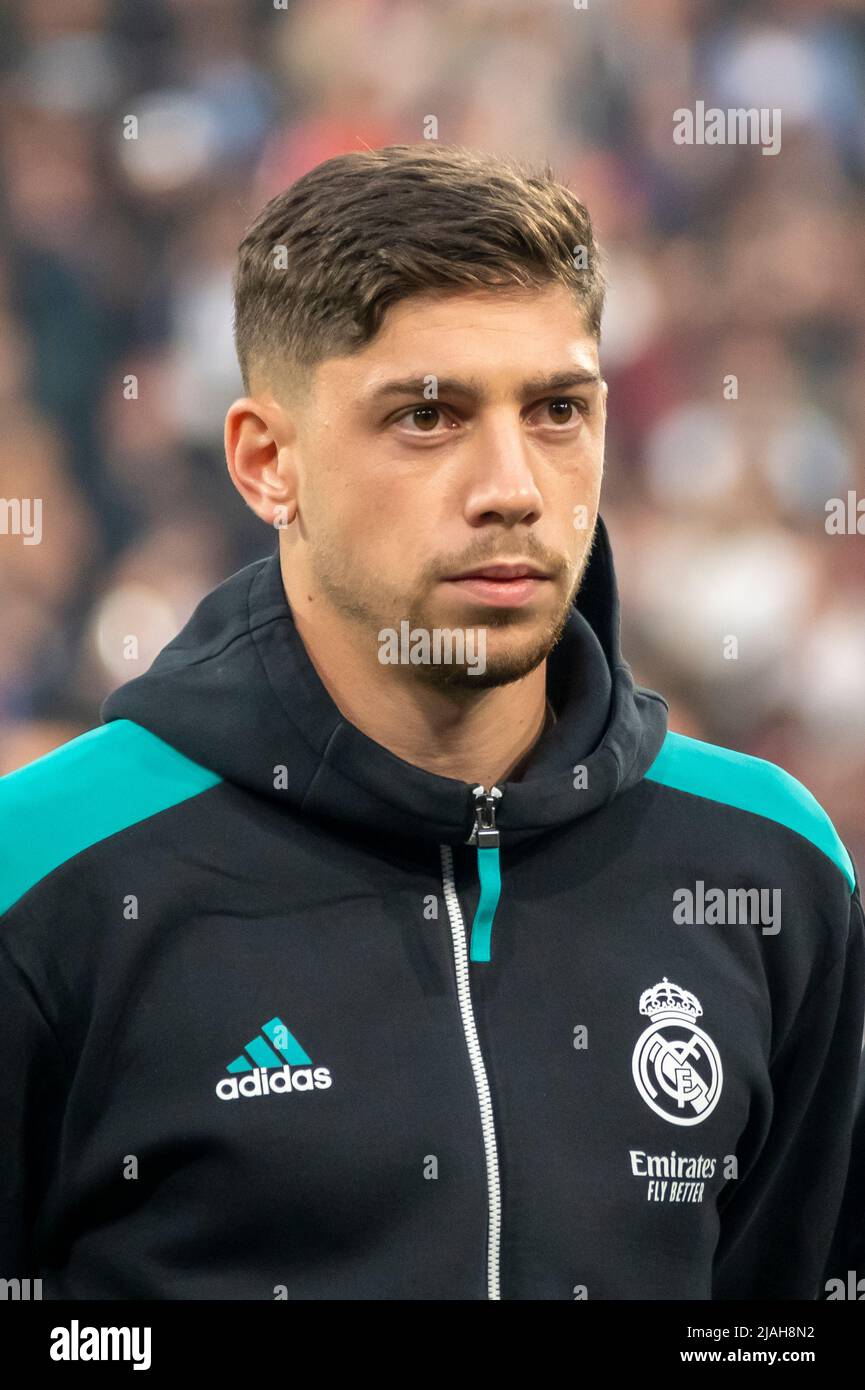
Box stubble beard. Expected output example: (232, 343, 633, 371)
(307, 525, 595, 692)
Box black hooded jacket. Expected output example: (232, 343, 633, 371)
(1, 514, 862, 1300)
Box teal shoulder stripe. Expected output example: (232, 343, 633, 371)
(0, 719, 221, 915)
(644, 730, 855, 891)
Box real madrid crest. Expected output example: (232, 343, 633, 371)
(631, 978, 723, 1126)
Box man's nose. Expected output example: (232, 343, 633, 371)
(462, 417, 544, 526)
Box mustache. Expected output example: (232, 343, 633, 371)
(422, 530, 572, 575)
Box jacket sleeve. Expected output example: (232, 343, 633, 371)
(712, 887, 865, 1299)
(822, 964, 865, 1295)
(0, 931, 67, 1278)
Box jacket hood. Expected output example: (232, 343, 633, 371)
(100, 513, 668, 848)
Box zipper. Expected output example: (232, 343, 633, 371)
(465, 785, 503, 962)
(439, 783, 505, 1301)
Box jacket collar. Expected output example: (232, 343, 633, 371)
(101, 513, 668, 848)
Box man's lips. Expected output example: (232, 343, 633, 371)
(442, 565, 552, 607)
(446, 563, 551, 580)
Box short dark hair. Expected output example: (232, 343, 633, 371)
(233, 142, 606, 397)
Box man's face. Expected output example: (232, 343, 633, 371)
(285, 282, 607, 689)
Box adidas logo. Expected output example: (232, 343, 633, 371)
(215, 1016, 332, 1101)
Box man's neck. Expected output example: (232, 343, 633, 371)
(285, 584, 551, 787)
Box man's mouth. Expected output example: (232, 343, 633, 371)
(443, 563, 552, 607)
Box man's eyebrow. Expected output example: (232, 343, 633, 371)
(364, 370, 602, 406)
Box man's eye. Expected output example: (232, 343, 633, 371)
(395, 405, 446, 433)
(541, 398, 588, 425)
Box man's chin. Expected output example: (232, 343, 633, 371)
(417, 660, 539, 691)
(404, 619, 569, 691)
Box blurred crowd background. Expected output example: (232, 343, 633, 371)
(1, 0, 864, 866)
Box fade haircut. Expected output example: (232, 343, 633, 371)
(233, 142, 606, 399)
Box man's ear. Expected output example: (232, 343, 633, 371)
(224, 396, 298, 528)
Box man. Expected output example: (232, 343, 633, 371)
(1, 144, 862, 1300)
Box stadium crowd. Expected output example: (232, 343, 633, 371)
(1, 0, 864, 864)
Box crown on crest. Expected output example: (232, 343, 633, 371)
(639, 977, 702, 1021)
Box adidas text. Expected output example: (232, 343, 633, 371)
(216, 1064, 332, 1100)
